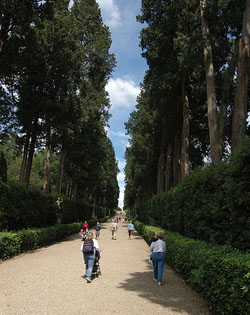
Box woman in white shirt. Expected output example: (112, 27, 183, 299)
(149, 232, 166, 285)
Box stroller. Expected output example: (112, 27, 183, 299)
(91, 250, 101, 279)
(80, 229, 88, 241)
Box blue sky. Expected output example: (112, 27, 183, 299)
(96, 0, 148, 208)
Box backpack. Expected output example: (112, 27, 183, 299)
(82, 238, 94, 253)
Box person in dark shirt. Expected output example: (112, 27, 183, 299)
(95, 222, 101, 239)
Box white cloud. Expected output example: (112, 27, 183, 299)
(117, 179, 125, 209)
(118, 160, 126, 172)
(106, 78, 140, 110)
(117, 172, 125, 183)
(109, 130, 126, 137)
(97, 0, 122, 28)
(119, 138, 130, 149)
(118, 189, 124, 208)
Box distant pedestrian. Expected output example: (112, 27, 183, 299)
(95, 222, 101, 239)
(148, 231, 157, 264)
(128, 221, 135, 240)
(116, 217, 119, 223)
(149, 232, 166, 286)
(110, 219, 118, 240)
(83, 221, 89, 232)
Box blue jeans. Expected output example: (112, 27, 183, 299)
(83, 252, 96, 278)
(152, 252, 165, 283)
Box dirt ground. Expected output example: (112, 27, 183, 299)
(0, 220, 212, 315)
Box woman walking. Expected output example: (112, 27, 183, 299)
(127, 221, 135, 240)
(149, 232, 166, 285)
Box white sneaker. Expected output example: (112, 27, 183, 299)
(158, 282, 162, 285)
(86, 278, 92, 283)
(149, 259, 153, 264)
(153, 278, 157, 282)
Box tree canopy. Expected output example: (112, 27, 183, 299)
(124, 0, 250, 211)
(0, 0, 119, 211)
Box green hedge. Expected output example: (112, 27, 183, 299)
(0, 182, 56, 230)
(134, 219, 250, 315)
(0, 180, 108, 231)
(0, 216, 109, 260)
(138, 139, 250, 251)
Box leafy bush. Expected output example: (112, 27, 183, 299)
(0, 232, 21, 259)
(139, 139, 250, 251)
(61, 198, 92, 224)
(0, 181, 57, 230)
(134, 220, 250, 315)
(0, 180, 109, 231)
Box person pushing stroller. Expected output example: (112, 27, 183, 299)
(81, 232, 100, 283)
(80, 229, 88, 241)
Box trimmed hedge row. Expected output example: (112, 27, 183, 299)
(0, 180, 107, 231)
(137, 139, 250, 251)
(0, 216, 109, 260)
(134, 219, 250, 315)
(0, 181, 55, 230)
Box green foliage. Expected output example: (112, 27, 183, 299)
(145, 192, 166, 226)
(0, 180, 55, 230)
(133, 220, 250, 315)
(0, 216, 110, 260)
(61, 198, 92, 224)
(139, 139, 250, 251)
(0, 180, 106, 231)
(0, 223, 81, 259)
(0, 232, 21, 259)
(224, 139, 250, 250)
(125, 0, 247, 213)
(0, 152, 7, 182)
(0, 0, 118, 211)
(124, 87, 158, 209)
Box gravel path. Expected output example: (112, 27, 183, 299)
(0, 220, 212, 315)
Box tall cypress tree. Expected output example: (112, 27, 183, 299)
(0, 152, 7, 182)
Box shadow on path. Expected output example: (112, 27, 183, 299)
(117, 265, 211, 315)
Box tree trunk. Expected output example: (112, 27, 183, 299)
(173, 132, 180, 186)
(218, 40, 239, 157)
(73, 183, 78, 199)
(83, 187, 90, 201)
(56, 151, 66, 194)
(19, 129, 30, 185)
(180, 83, 189, 179)
(232, 0, 250, 153)
(43, 130, 51, 194)
(66, 182, 70, 197)
(200, 0, 221, 162)
(145, 179, 155, 202)
(24, 116, 38, 188)
(164, 142, 172, 191)
(157, 142, 165, 193)
(66, 180, 73, 197)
